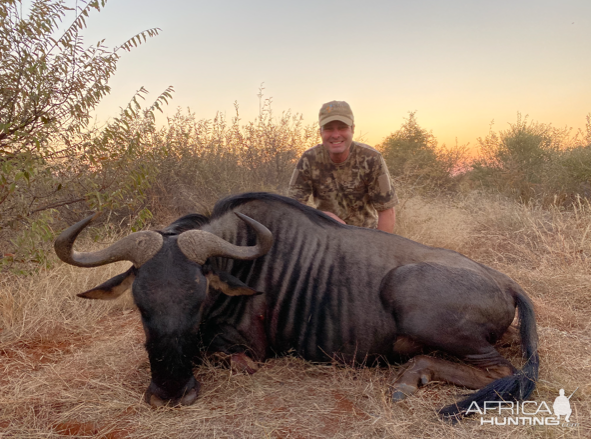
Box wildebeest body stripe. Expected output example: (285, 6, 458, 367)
(204, 201, 397, 362)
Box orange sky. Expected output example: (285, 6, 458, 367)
(76, 0, 589, 154)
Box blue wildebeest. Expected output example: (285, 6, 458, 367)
(54, 192, 538, 419)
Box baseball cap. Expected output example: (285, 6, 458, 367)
(319, 101, 354, 127)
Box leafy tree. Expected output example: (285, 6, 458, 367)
(471, 113, 567, 202)
(470, 112, 591, 205)
(0, 0, 171, 272)
(380, 111, 463, 193)
(0, 0, 162, 153)
(147, 99, 317, 215)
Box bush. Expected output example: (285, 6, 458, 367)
(146, 100, 318, 221)
(0, 0, 167, 272)
(470, 113, 591, 206)
(379, 112, 467, 194)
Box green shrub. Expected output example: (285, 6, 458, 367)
(146, 101, 318, 220)
(470, 113, 591, 206)
(380, 112, 467, 194)
(0, 0, 167, 272)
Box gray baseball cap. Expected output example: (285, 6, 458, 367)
(319, 101, 354, 127)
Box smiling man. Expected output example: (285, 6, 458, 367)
(288, 101, 398, 232)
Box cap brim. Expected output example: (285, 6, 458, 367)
(319, 115, 354, 127)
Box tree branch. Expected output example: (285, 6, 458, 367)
(30, 197, 87, 215)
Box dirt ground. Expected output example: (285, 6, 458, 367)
(1, 296, 590, 438)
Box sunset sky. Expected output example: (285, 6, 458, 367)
(74, 0, 590, 150)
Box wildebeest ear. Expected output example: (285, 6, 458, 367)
(77, 266, 137, 300)
(204, 268, 258, 296)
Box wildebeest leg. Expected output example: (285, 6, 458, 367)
(206, 351, 260, 375)
(391, 349, 515, 401)
(230, 352, 259, 374)
(497, 323, 520, 347)
(381, 263, 518, 402)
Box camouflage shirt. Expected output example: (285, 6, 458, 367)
(288, 142, 398, 228)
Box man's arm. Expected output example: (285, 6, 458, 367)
(365, 154, 398, 233)
(377, 207, 396, 233)
(288, 157, 312, 203)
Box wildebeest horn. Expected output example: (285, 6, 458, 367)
(54, 213, 164, 268)
(177, 212, 273, 265)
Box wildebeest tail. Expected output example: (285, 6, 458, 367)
(438, 287, 539, 421)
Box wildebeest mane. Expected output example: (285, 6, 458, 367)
(162, 213, 210, 234)
(211, 192, 344, 227)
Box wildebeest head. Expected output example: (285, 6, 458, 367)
(54, 212, 273, 407)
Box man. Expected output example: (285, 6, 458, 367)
(288, 101, 398, 233)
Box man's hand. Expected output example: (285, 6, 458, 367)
(322, 211, 346, 224)
(377, 207, 396, 233)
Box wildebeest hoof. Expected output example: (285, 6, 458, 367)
(391, 383, 416, 402)
(178, 383, 201, 406)
(392, 390, 408, 402)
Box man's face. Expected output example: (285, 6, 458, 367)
(320, 120, 354, 161)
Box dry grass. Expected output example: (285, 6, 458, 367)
(1, 192, 590, 438)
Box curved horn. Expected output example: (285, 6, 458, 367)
(54, 213, 163, 268)
(177, 212, 273, 265)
